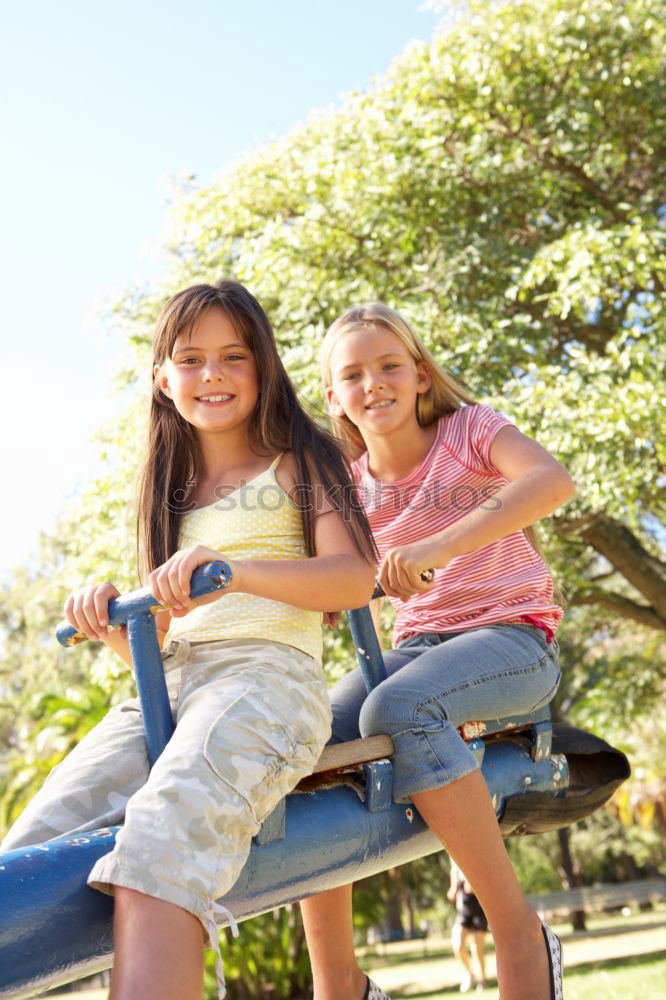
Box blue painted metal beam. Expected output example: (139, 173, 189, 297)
(56, 561, 231, 765)
(0, 738, 567, 999)
(0, 564, 572, 998)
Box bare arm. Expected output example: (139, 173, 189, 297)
(380, 426, 576, 599)
(148, 530, 375, 616)
(436, 427, 575, 558)
(148, 453, 375, 614)
(237, 550, 374, 612)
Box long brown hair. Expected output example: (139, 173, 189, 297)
(321, 303, 545, 560)
(137, 281, 377, 578)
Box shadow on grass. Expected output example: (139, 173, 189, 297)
(387, 948, 666, 998)
(390, 980, 497, 998)
(565, 948, 666, 978)
(562, 918, 666, 941)
(367, 917, 666, 969)
(364, 946, 454, 969)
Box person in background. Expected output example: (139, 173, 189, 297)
(447, 860, 488, 993)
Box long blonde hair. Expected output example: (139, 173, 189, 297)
(320, 303, 545, 561)
(320, 303, 476, 460)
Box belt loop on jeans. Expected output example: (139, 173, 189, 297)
(160, 636, 192, 668)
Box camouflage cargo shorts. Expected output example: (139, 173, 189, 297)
(2, 637, 332, 941)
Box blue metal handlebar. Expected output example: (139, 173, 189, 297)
(55, 562, 232, 765)
(55, 561, 232, 647)
(55, 562, 431, 764)
(348, 568, 434, 695)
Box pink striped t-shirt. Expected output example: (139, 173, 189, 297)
(351, 404, 563, 645)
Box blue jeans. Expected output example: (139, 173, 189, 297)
(329, 624, 561, 802)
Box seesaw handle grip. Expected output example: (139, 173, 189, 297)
(371, 567, 435, 601)
(55, 561, 232, 647)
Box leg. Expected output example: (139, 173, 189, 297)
(359, 626, 561, 1000)
(304, 625, 560, 1000)
(95, 641, 331, 997)
(413, 772, 548, 1000)
(471, 930, 487, 986)
(300, 885, 367, 1000)
(110, 888, 204, 1000)
(451, 924, 475, 987)
(300, 646, 416, 1000)
(450, 921, 464, 961)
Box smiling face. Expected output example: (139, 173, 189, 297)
(327, 324, 431, 438)
(154, 306, 259, 438)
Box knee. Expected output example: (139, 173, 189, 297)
(359, 679, 449, 738)
(358, 684, 412, 737)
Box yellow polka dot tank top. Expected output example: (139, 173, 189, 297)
(164, 455, 323, 662)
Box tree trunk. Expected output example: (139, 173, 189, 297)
(384, 868, 406, 939)
(557, 827, 587, 931)
(557, 513, 666, 630)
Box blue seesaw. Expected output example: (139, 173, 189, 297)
(0, 563, 629, 998)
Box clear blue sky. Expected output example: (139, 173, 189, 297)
(0, 0, 440, 577)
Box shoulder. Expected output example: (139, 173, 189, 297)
(273, 450, 337, 516)
(441, 405, 515, 473)
(274, 451, 299, 494)
(446, 403, 507, 428)
(446, 404, 514, 444)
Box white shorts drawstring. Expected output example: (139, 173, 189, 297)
(201, 900, 239, 999)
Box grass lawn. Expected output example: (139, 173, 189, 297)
(361, 907, 666, 999)
(48, 906, 666, 998)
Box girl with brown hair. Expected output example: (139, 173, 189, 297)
(1, 281, 376, 999)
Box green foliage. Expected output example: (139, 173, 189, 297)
(554, 609, 666, 726)
(108, 0, 665, 614)
(508, 800, 666, 892)
(207, 906, 311, 1000)
(0, 683, 110, 832)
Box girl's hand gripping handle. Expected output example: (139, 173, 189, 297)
(372, 567, 434, 601)
(56, 561, 232, 647)
(323, 569, 434, 629)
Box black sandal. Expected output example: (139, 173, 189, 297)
(541, 922, 563, 1000)
(363, 975, 392, 1000)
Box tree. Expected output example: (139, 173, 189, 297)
(1, 0, 665, 990)
(112, 0, 665, 630)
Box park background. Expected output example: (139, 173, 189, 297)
(1, 0, 665, 996)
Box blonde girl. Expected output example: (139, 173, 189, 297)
(301, 304, 573, 1000)
(1, 282, 376, 1000)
